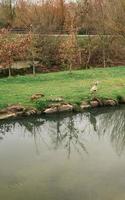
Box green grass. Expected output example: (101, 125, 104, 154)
(0, 67, 125, 110)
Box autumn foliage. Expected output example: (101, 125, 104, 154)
(0, 29, 31, 76)
(59, 30, 79, 73)
(1, 0, 125, 71)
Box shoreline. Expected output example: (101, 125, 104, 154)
(0, 98, 125, 121)
(1, 67, 125, 120)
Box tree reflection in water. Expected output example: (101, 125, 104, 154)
(0, 106, 125, 157)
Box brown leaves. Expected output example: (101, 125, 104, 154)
(59, 31, 79, 71)
(0, 29, 32, 68)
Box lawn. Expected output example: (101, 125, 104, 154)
(0, 67, 125, 109)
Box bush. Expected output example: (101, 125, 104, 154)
(6, 34, 125, 70)
(35, 99, 52, 110)
(36, 35, 61, 67)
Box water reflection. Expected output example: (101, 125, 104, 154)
(0, 106, 125, 157)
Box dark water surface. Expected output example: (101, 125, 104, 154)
(0, 107, 125, 200)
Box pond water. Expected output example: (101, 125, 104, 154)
(12, 61, 30, 69)
(0, 107, 125, 200)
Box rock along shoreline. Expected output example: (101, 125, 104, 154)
(0, 98, 125, 121)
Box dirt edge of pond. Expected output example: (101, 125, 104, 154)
(0, 98, 125, 120)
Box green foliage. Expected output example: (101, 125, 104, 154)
(35, 99, 52, 110)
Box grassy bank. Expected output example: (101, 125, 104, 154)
(0, 67, 125, 110)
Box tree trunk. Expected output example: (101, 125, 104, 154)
(8, 65, 11, 77)
(32, 54, 36, 76)
(86, 32, 91, 69)
(86, 44, 91, 69)
(79, 50, 82, 65)
(33, 65, 36, 76)
(102, 36, 106, 68)
(69, 62, 72, 74)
